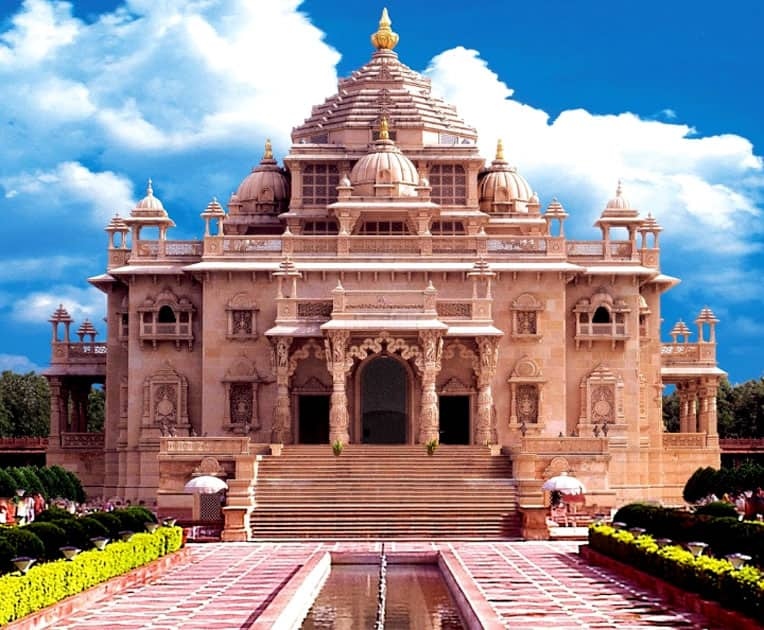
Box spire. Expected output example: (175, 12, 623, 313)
(495, 138, 505, 162)
(379, 115, 390, 141)
(371, 7, 399, 51)
(615, 179, 622, 198)
(263, 138, 273, 160)
(146, 178, 154, 196)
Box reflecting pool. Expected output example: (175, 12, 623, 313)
(301, 564, 465, 629)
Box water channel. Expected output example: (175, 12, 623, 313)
(300, 564, 465, 629)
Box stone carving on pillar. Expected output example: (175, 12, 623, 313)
(418, 330, 444, 444)
(142, 362, 190, 439)
(324, 330, 352, 444)
(269, 336, 293, 443)
(475, 336, 500, 445)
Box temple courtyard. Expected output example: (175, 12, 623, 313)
(45, 541, 713, 629)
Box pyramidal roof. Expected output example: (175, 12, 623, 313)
(292, 11, 476, 148)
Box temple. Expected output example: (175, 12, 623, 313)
(44, 9, 725, 539)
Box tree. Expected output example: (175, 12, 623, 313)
(0, 371, 50, 437)
(662, 389, 679, 432)
(87, 387, 105, 433)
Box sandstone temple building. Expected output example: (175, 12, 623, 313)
(44, 10, 725, 539)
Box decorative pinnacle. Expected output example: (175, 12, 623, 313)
(379, 115, 390, 140)
(496, 138, 505, 161)
(263, 138, 273, 160)
(615, 179, 622, 197)
(371, 8, 399, 51)
(146, 178, 154, 196)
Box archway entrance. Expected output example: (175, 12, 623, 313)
(361, 356, 407, 444)
(298, 395, 330, 444)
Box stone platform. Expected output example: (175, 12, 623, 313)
(40, 540, 719, 629)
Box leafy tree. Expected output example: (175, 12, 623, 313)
(87, 387, 105, 433)
(662, 389, 679, 432)
(0, 371, 50, 437)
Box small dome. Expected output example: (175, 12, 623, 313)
(479, 139, 533, 212)
(136, 179, 164, 211)
(105, 213, 128, 232)
(234, 139, 289, 215)
(349, 118, 419, 196)
(606, 180, 630, 209)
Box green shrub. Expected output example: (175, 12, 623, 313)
(612, 502, 764, 566)
(23, 523, 67, 560)
(34, 506, 76, 523)
(696, 501, 739, 518)
(17, 467, 45, 498)
(110, 508, 147, 534)
(0, 526, 183, 625)
(0, 527, 44, 561)
(87, 512, 122, 538)
(50, 519, 89, 550)
(0, 469, 16, 497)
(48, 466, 76, 501)
(78, 517, 109, 542)
(125, 506, 157, 525)
(0, 539, 14, 573)
(589, 524, 764, 621)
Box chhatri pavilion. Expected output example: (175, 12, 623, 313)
(44, 10, 725, 539)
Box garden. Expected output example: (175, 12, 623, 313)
(0, 466, 184, 625)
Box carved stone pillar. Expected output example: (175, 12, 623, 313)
(325, 330, 351, 444)
(418, 330, 444, 444)
(48, 377, 62, 440)
(687, 383, 698, 432)
(270, 336, 293, 444)
(678, 383, 689, 433)
(475, 336, 500, 445)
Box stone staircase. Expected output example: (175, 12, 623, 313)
(248, 444, 521, 539)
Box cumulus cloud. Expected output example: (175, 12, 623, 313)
(0, 354, 42, 373)
(10, 285, 105, 326)
(1, 162, 135, 225)
(424, 47, 763, 255)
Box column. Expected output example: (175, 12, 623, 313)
(418, 330, 444, 444)
(48, 377, 62, 442)
(678, 383, 688, 433)
(270, 336, 293, 444)
(687, 382, 698, 432)
(325, 330, 351, 445)
(475, 336, 500, 445)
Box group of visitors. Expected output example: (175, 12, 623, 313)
(699, 488, 764, 519)
(0, 493, 47, 525)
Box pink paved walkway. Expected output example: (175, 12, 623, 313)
(49, 541, 712, 629)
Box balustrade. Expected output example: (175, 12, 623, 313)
(663, 432, 706, 449)
(60, 432, 105, 449)
(131, 240, 202, 260)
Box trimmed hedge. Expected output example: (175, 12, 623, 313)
(87, 512, 122, 539)
(684, 463, 764, 503)
(0, 526, 183, 625)
(0, 528, 45, 568)
(22, 523, 67, 561)
(0, 465, 85, 502)
(612, 503, 764, 566)
(589, 524, 764, 622)
(696, 501, 739, 518)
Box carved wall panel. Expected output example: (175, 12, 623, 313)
(142, 362, 190, 435)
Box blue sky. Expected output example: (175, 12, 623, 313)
(0, 0, 761, 383)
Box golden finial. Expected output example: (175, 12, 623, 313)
(379, 116, 390, 140)
(263, 138, 273, 160)
(371, 7, 399, 51)
(496, 139, 505, 162)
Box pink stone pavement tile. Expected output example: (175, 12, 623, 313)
(42, 541, 721, 629)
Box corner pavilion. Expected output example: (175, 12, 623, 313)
(44, 10, 725, 539)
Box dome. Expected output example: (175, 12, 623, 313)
(349, 118, 419, 197)
(130, 179, 168, 219)
(234, 139, 289, 214)
(479, 140, 533, 212)
(606, 180, 630, 209)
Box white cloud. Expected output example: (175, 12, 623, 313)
(424, 47, 763, 254)
(1, 162, 135, 225)
(0, 256, 93, 283)
(0, 354, 42, 373)
(11, 285, 105, 327)
(0, 0, 81, 66)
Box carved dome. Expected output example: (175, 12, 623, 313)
(349, 118, 419, 197)
(479, 140, 533, 213)
(233, 140, 289, 215)
(606, 181, 630, 209)
(130, 179, 168, 219)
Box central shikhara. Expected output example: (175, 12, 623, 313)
(44, 10, 724, 534)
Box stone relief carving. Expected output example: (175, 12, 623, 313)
(142, 361, 190, 436)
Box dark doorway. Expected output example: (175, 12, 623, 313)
(298, 395, 330, 444)
(361, 356, 407, 444)
(439, 395, 470, 444)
